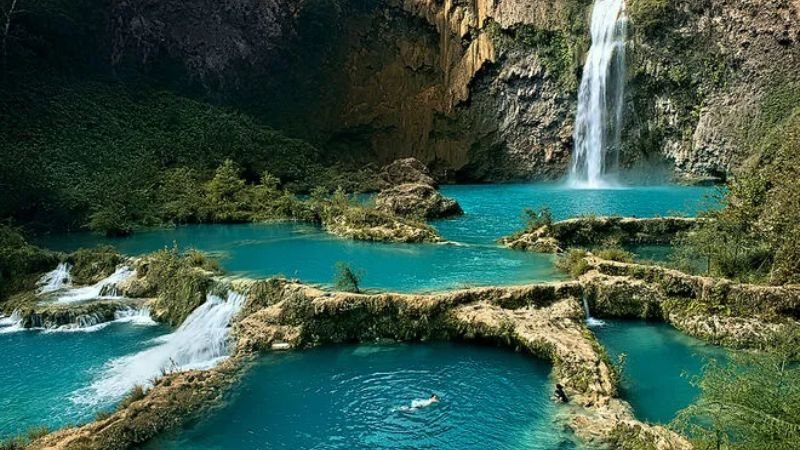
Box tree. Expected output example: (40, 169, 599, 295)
(334, 262, 363, 293)
(204, 159, 248, 222)
(673, 334, 800, 450)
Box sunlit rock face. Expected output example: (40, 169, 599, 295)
(108, 0, 800, 183)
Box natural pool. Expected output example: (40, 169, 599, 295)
(0, 322, 168, 439)
(37, 184, 717, 292)
(144, 342, 580, 450)
(595, 320, 726, 424)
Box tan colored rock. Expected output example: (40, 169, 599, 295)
(378, 158, 437, 188)
(375, 183, 463, 219)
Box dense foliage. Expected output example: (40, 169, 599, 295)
(0, 225, 58, 301)
(675, 343, 800, 449)
(674, 84, 800, 284)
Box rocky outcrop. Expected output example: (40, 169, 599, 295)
(377, 158, 438, 188)
(501, 216, 701, 253)
(622, 0, 800, 181)
(584, 257, 800, 352)
(323, 206, 443, 243)
(375, 183, 463, 219)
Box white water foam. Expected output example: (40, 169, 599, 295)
(72, 291, 245, 406)
(583, 297, 606, 328)
(56, 266, 135, 303)
(569, 0, 628, 188)
(45, 307, 156, 334)
(0, 310, 23, 334)
(37, 262, 73, 294)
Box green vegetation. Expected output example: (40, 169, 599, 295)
(141, 246, 218, 326)
(334, 262, 363, 293)
(674, 101, 800, 284)
(556, 248, 591, 278)
(486, 0, 590, 91)
(675, 343, 800, 449)
(594, 247, 635, 263)
(0, 80, 354, 235)
(523, 207, 553, 231)
(0, 225, 58, 302)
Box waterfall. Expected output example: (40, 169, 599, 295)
(46, 307, 155, 333)
(37, 262, 73, 294)
(568, 0, 628, 188)
(0, 310, 23, 334)
(55, 266, 135, 303)
(582, 297, 606, 327)
(72, 291, 245, 406)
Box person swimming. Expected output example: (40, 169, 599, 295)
(400, 394, 440, 411)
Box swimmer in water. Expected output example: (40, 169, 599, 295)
(402, 394, 440, 411)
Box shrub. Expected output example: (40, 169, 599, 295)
(118, 384, 146, 410)
(556, 248, 591, 278)
(523, 207, 554, 232)
(595, 247, 635, 263)
(334, 262, 363, 293)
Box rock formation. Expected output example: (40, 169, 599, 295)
(375, 183, 463, 219)
(501, 216, 701, 253)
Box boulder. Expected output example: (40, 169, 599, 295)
(375, 183, 463, 219)
(378, 158, 437, 188)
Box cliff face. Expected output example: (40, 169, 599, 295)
(107, 0, 800, 182)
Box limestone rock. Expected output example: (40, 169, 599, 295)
(375, 183, 463, 219)
(378, 158, 437, 188)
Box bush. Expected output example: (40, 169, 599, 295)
(595, 247, 635, 263)
(556, 248, 591, 278)
(118, 385, 146, 410)
(0, 225, 59, 300)
(144, 246, 216, 325)
(523, 207, 554, 232)
(334, 262, 363, 293)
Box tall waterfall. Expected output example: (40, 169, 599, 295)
(568, 0, 628, 188)
(72, 291, 245, 406)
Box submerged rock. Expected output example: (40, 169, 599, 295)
(377, 158, 437, 188)
(375, 183, 463, 219)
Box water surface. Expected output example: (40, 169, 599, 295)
(37, 184, 716, 292)
(146, 342, 579, 450)
(595, 320, 726, 424)
(0, 322, 168, 438)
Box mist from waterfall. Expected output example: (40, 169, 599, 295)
(568, 0, 628, 189)
(72, 291, 245, 406)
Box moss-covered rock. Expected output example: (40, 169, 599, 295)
(0, 225, 59, 302)
(67, 246, 123, 285)
(502, 216, 701, 252)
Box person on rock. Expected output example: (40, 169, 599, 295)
(554, 384, 569, 403)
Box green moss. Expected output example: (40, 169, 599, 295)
(142, 247, 218, 326)
(68, 246, 123, 284)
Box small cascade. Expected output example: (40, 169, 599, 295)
(72, 291, 245, 406)
(37, 262, 73, 294)
(113, 307, 156, 326)
(0, 309, 23, 334)
(583, 297, 606, 327)
(56, 266, 135, 304)
(568, 0, 628, 188)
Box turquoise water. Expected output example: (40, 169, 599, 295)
(37, 223, 562, 293)
(595, 320, 726, 424)
(435, 184, 719, 244)
(0, 323, 168, 439)
(145, 342, 580, 450)
(37, 184, 716, 292)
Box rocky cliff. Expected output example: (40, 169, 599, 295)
(51, 0, 800, 181)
